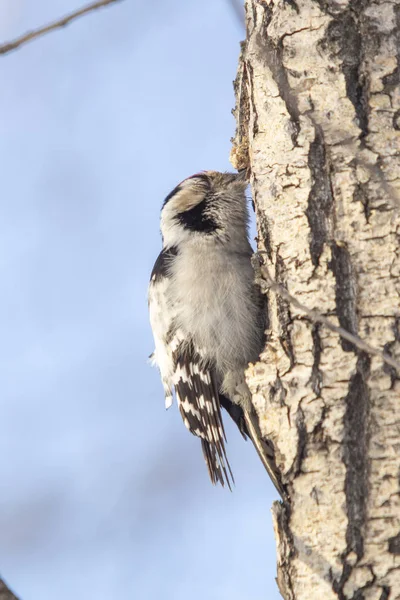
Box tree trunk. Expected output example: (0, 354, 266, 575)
(231, 0, 400, 598)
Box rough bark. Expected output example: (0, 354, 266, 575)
(231, 0, 400, 598)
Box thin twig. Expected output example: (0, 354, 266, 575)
(0, 0, 125, 56)
(258, 262, 400, 374)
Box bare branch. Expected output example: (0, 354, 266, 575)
(0, 0, 126, 56)
(0, 578, 19, 600)
(256, 259, 400, 374)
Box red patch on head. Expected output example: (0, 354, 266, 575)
(178, 171, 208, 186)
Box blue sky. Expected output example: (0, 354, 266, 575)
(0, 1, 281, 598)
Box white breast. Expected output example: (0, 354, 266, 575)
(170, 239, 262, 373)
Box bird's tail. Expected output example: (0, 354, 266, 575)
(243, 407, 287, 500)
(201, 438, 234, 490)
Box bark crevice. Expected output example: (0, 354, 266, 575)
(329, 244, 358, 353)
(388, 532, 400, 555)
(382, 4, 400, 93)
(343, 354, 371, 559)
(275, 251, 296, 369)
(379, 587, 391, 600)
(323, 7, 370, 140)
(310, 324, 323, 396)
(306, 125, 334, 267)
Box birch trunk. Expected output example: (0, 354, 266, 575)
(231, 0, 400, 598)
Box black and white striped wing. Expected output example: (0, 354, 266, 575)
(172, 342, 234, 489)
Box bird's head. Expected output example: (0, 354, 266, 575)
(160, 171, 249, 248)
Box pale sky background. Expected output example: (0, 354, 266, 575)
(0, 1, 281, 598)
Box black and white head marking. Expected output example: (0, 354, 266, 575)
(160, 171, 249, 248)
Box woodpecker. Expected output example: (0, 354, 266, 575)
(148, 171, 284, 497)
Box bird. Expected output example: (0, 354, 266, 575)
(148, 170, 284, 497)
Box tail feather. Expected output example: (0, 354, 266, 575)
(201, 439, 234, 490)
(195, 369, 234, 489)
(243, 408, 286, 500)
